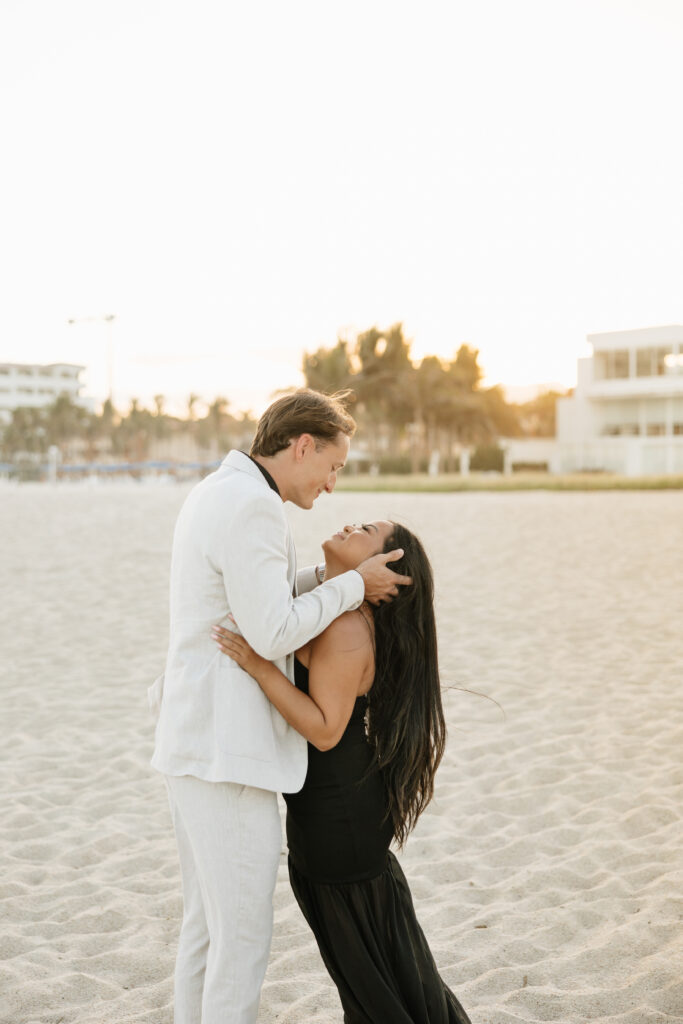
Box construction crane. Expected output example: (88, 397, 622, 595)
(67, 314, 116, 404)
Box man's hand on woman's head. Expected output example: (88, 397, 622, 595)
(357, 550, 412, 605)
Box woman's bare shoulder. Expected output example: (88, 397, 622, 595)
(314, 609, 373, 656)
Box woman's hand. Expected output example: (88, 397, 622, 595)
(212, 625, 269, 681)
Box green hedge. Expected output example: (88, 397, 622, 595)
(470, 445, 504, 472)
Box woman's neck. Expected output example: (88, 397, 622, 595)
(322, 559, 343, 581)
(323, 560, 373, 615)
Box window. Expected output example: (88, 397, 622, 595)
(595, 349, 629, 379)
(646, 423, 666, 436)
(655, 348, 671, 375)
(602, 423, 639, 436)
(638, 347, 677, 376)
(637, 349, 654, 376)
(673, 423, 683, 435)
(613, 350, 629, 378)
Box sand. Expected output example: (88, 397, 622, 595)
(1, 481, 681, 1024)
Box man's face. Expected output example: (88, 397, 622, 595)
(289, 432, 350, 509)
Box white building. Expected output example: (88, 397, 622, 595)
(556, 326, 683, 476)
(498, 326, 683, 476)
(0, 363, 94, 423)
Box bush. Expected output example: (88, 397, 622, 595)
(511, 461, 549, 473)
(470, 445, 504, 472)
(376, 455, 413, 475)
(438, 455, 460, 473)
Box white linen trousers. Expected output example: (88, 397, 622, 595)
(165, 774, 282, 1024)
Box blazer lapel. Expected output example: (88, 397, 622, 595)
(223, 449, 297, 593)
(288, 529, 298, 596)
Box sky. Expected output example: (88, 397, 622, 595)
(1, 0, 682, 415)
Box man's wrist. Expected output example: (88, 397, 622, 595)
(315, 563, 326, 585)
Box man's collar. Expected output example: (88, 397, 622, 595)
(220, 450, 281, 498)
(245, 454, 281, 497)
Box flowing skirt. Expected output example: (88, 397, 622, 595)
(289, 851, 472, 1024)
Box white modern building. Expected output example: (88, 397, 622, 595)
(555, 326, 683, 476)
(499, 326, 683, 476)
(0, 363, 94, 423)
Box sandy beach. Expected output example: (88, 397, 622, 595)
(1, 481, 681, 1024)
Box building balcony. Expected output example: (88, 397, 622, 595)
(586, 374, 683, 401)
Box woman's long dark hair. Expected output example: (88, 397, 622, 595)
(365, 522, 446, 848)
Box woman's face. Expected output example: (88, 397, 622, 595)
(323, 520, 394, 569)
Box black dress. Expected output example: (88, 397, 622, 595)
(283, 659, 471, 1024)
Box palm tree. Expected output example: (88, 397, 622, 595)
(152, 394, 168, 439)
(115, 397, 151, 461)
(187, 393, 200, 421)
(46, 395, 87, 448)
(415, 355, 449, 467)
(354, 324, 415, 459)
(438, 347, 495, 466)
(302, 340, 354, 394)
(197, 396, 231, 453)
(1, 406, 47, 457)
(516, 390, 566, 437)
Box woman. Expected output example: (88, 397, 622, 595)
(212, 520, 471, 1024)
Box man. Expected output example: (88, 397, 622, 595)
(151, 389, 409, 1024)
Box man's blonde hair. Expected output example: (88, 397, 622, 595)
(250, 388, 356, 458)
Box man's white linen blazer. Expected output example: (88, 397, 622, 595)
(151, 450, 365, 793)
